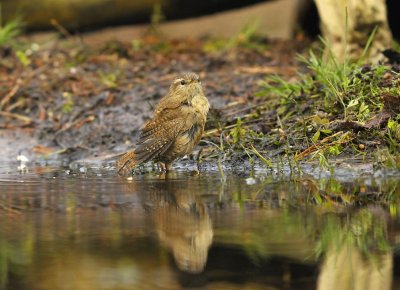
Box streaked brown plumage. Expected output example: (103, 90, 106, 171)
(117, 72, 209, 175)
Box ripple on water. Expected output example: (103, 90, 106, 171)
(0, 162, 399, 290)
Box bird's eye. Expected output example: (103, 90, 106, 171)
(180, 80, 186, 85)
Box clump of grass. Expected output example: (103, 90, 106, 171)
(259, 43, 390, 123)
(98, 71, 119, 89)
(255, 39, 400, 165)
(148, 3, 165, 35)
(203, 20, 267, 53)
(203, 36, 400, 170)
(0, 11, 23, 47)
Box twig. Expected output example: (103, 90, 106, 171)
(50, 18, 72, 38)
(54, 115, 95, 136)
(0, 80, 21, 110)
(294, 131, 352, 161)
(205, 118, 274, 135)
(236, 66, 296, 75)
(223, 102, 265, 117)
(0, 111, 32, 123)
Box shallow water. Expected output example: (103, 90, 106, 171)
(0, 162, 400, 290)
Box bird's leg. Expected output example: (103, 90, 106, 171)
(157, 162, 170, 179)
(196, 148, 203, 173)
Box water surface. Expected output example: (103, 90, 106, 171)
(0, 163, 399, 290)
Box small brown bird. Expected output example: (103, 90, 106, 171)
(117, 72, 209, 175)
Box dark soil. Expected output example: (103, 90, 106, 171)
(0, 32, 305, 164)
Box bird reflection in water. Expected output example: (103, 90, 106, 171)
(123, 175, 213, 274)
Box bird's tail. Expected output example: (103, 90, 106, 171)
(116, 150, 138, 175)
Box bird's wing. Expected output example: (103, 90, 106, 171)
(135, 106, 190, 163)
(116, 101, 191, 175)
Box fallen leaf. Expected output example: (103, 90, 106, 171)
(364, 111, 392, 129)
(33, 145, 55, 155)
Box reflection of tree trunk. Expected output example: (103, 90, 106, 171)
(314, 0, 392, 63)
(318, 246, 392, 290)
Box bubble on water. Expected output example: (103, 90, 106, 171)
(17, 154, 29, 162)
(17, 164, 28, 172)
(245, 177, 257, 185)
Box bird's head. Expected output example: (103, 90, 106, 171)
(169, 72, 204, 100)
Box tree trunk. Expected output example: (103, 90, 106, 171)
(314, 0, 392, 63)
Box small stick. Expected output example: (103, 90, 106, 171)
(294, 131, 352, 161)
(0, 111, 32, 123)
(0, 81, 21, 110)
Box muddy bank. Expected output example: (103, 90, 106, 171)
(0, 31, 300, 165)
(2, 25, 400, 176)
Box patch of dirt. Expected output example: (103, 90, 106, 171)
(0, 130, 38, 162)
(0, 33, 305, 163)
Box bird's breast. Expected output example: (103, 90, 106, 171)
(190, 93, 210, 122)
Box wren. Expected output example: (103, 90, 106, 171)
(117, 72, 209, 175)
